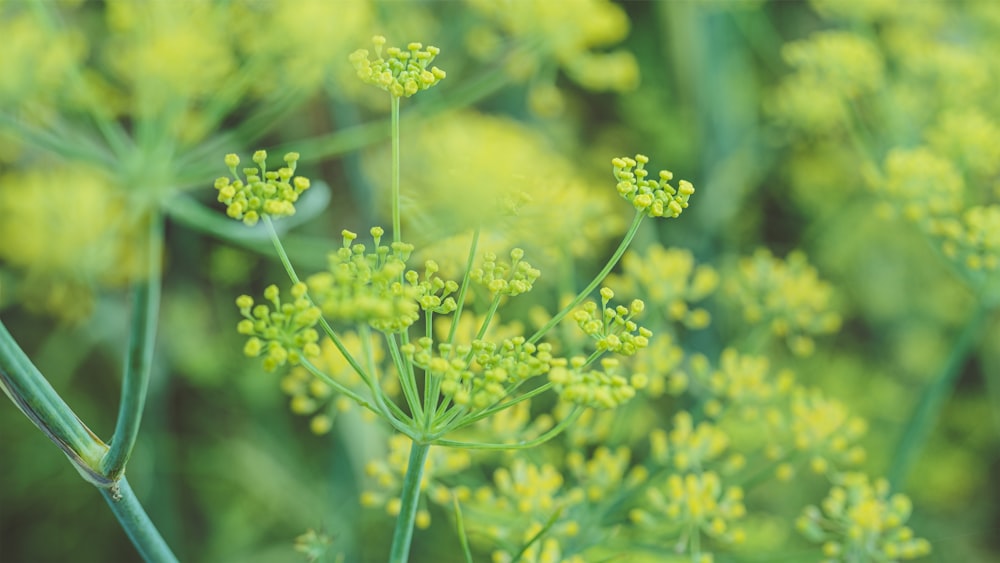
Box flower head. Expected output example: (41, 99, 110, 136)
(612, 154, 694, 219)
(797, 472, 931, 561)
(306, 228, 420, 333)
(349, 36, 446, 98)
(236, 282, 321, 372)
(215, 151, 310, 226)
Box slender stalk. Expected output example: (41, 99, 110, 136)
(388, 440, 431, 563)
(445, 227, 481, 347)
(528, 210, 645, 345)
(385, 334, 424, 421)
(888, 305, 989, 488)
(103, 211, 163, 479)
(452, 497, 474, 563)
(100, 477, 179, 563)
(391, 95, 402, 244)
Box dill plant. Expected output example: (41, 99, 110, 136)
(218, 36, 699, 562)
(4, 1, 982, 561)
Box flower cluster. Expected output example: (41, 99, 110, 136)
(769, 31, 884, 131)
(870, 148, 965, 228)
(401, 336, 555, 409)
(612, 154, 695, 219)
(0, 163, 144, 322)
(629, 333, 686, 397)
(349, 36, 446, 98)
(470, 248, 541, 298)
(467, 458, 582, 563)
(306, 228, 420, 333)
(464, 0, 639, 116)
(724, 249, 841, 356)
(631, 471, 747, 559)
(236, 283, 322, 372)
(574, 287, 651, 356)
(610, 246, 718, 329)
(548, 356, 641, 409)
(935, 205, 1000, 273)
(703, 349, 796, 416)
(215, 151, 311, 226)
(649, 411, 732, 472)
(767, 386, 868, 478)
(410, 260, 460, 314)
(797, 472, 931, 562)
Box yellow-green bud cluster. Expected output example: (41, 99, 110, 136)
(574, 287, 652, 356)
(612, 154, 694, 219)
(565, 446, 647, 503)
(933, 204, 1000, 272)
(549, 357, 639, 409)
(796, 472, 931, 561)
(402, 336, 554, 409)
(407, 260, 460, 313)
(705, 349, 796, 413)
(349, 35, 446, 98)
(631, 471, 747, 554)
(470, 248, 540, 297)
(236, 282, 321, 372)
(872, 147, 965, 227)
(215, 150, 310, 226)
(306, 228, 420, 333)
(724, 249, 841, 357)
(649, 411, 730, 472)
(612, 246, 719, 329)
(766, 386, 868, 476)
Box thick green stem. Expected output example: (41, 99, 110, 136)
(888, 305, 989, 488)
(101, 477, 179, 563)
(0, 321, 110, 484)
(0, 321, 177, 561)
(388, 440, 431, 563)
(528, 211, 645, 345)
(103, 212, 163, 479)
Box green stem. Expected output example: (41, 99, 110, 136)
(0, 322, 177, 561)
(100, 477, 179, 563)
(445, 227, 481, 347)
(103, 211, 163, 480)
(528, 211, 645, 345)
(391, 95, 402, 244)
(388, 440, 431, 563)
(888, 305, 990, 488)
(385, 334, 424, 422)
(0, 320, 110, 484)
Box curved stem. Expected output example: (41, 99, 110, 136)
(388, 440, 431, 563)
(528, 211, 645, 345)
(433, 405, 582, 450)
(103, 211, 163, 479)
(101, 477, 179, 563)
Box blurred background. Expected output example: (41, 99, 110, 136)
(1, 1, 999, 561)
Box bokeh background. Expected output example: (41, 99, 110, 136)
(2, 1, 999, 562)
